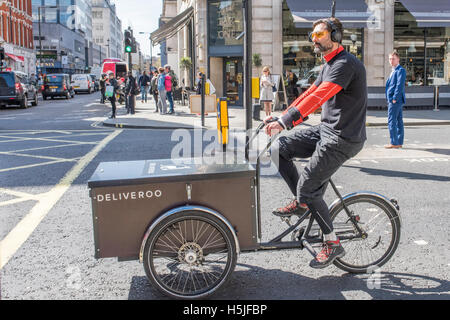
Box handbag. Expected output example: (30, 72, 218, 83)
(105, 85, 114, 98)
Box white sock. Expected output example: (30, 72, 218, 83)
(324, 231, 338, 242)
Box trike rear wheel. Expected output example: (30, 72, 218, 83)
(142, 210, 237, 299)
(329, 194, 401, 274)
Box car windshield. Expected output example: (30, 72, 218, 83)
(46, 75, 64, 83)
(0, 73, 15, 87)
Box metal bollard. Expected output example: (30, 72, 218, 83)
(433, 85, 440, 112)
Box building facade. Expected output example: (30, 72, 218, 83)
(32, 0, 96, 74)
(0, 0, 35, 74)
(153, 0, 450, 107)
(92, 0, 123, 62)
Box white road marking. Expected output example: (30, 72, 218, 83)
(0, 129, 122, 269)
(0, 151, 80, 162)
(0, 158, 78, 173)
(414, 240, 428, 246)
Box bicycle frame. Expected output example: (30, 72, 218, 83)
(245, 120, 367, 257)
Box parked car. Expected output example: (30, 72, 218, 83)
(71, 74, 94, 94)
(0, 71, 38, 108)
(42, 74, 75, 100)
(90, 74, 100, 91)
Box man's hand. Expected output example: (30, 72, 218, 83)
(264, 116, 283, 136)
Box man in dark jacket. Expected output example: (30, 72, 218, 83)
(125, 71, 138, 115)
(100, 74, 107, 104)
(138, 71, 151, 103)
(105, 72, 119, 118)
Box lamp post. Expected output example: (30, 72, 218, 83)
(139, 32, 153, 72)
(106, 39, 110, 58)
(38, 5, 58, 71)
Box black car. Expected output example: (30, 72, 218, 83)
(42, 74, 75, 100)
(0, 71, 38, 108)
(90, 74, 100, 91)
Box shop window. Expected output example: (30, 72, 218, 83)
(208, 0, 244, 47)
(282, 1, 363, 93)
(394, 2, 450, 86)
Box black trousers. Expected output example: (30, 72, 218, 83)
(100, 88, 106, 103)
(128, 94, 136, 114)
(270, 124, 364, 234)
(108, 97, 116, 116)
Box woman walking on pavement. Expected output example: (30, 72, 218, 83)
(260, 66, 275, 117)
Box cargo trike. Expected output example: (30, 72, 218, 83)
(88, 119, 401, 299)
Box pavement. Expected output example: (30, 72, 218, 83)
(102, 96, 450, 130)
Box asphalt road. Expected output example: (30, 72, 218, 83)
(0, 94, 449, 300)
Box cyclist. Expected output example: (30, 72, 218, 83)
(265, 18, 367, 269)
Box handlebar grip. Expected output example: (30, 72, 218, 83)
(264, 116, 279, 125)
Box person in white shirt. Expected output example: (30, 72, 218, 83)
(260, 66, 275, 117)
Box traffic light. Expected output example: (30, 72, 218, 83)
(124, 30, 132, 53)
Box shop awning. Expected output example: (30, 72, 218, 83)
(151, 6, 194, 45)
(6, 53, 24, 62)
(286, 0, 371, 28)
(400, 0, 450, 27)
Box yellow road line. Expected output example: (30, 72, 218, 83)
(0, 129, 122, 269)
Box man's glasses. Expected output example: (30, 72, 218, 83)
(308, 30, 329, 42)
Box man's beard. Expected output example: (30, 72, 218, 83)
(313, 42, 333, 54)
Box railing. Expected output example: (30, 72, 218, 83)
(368, 85, 450, 109)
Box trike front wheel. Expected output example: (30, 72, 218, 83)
(329, 194, 401, 274)
(142, 210, 237, 299)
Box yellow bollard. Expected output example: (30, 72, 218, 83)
(252, 77, 260, 99)
(216, 97, 229, 150)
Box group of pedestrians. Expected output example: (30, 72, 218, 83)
(100, 71, 140, 118)
(99, 64, 178, 118)
(137, 65, 178, 115)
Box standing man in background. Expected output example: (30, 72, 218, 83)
(139, 71, 151, 103)
(125, 71, 137, 115)
(385, 50, 406, 149)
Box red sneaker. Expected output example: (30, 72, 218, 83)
(272, 199, 308, 217)
(309, 240, 345, 269)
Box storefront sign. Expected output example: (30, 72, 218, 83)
(209, 0, 244, 47)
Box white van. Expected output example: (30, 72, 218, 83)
(71, 74, 93, 94)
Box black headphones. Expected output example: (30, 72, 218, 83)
(308, 18, 342, 44)
(327, 19, 343, 43)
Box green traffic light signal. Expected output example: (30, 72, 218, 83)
(125, 46, 132, 53)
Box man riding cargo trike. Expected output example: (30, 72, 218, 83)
(88, 17, 401, 299)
